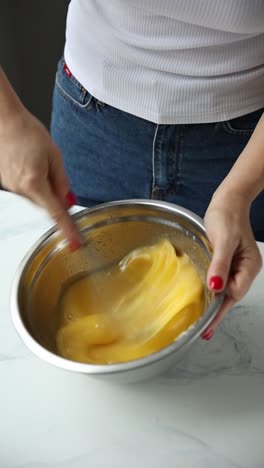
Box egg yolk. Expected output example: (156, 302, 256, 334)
(56, 239, 204, 364)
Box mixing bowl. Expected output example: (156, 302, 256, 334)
(11, 200, 223, 382)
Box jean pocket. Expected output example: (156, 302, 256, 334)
(55, 57, 92, 110)
(221, 108, 264, 135)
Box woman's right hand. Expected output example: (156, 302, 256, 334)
(0, 106, 81, 249)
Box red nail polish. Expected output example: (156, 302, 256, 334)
(65, 191, 77, 208)
(201, 329, 215, 341)
(209, 275, 224, 291)
(69, 239, 81, 252)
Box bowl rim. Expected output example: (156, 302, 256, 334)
(10, 199, 224, 375)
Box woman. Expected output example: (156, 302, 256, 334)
(0, 0, 263, 339)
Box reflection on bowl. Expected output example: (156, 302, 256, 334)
(11, 200, 223, 382)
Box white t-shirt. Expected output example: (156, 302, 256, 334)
(64, 0, 264, 124)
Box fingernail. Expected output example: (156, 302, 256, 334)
(65, 191, 77, 208)
(209, 275, 224, 291)
(69, 239, 81, 252)
(201, 329, 215, 341)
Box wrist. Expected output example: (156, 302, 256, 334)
(218, 172, 263, 205)
(209, 185, 252, 214)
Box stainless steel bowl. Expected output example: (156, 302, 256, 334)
(11, 200, 223, 382)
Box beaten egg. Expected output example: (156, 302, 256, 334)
(56, 239, 204, 364)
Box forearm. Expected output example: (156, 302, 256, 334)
(214, 113, 264, 203)
(0, 67, 24, 128)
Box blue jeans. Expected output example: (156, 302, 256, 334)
(51, 58, 264, 241)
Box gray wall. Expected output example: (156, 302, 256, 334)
(0, 0, 69, 127)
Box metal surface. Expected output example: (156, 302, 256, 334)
(11, 200, 223, 382)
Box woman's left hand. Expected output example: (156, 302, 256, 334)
(201, 190, 262, 340)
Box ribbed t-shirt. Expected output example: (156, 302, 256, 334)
(64, 0, 264, 124)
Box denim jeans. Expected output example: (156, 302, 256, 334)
(51, 58, 264, 241)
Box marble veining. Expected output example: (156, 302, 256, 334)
(15, 423, 241, 468)
(164, 303, 264, 382)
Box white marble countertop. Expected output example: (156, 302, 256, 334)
(1, 191, 264, 468)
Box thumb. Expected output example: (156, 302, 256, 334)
(48, 145, 72, 208)
(32, 179, 81, 250)
(206, 235, 236, 292)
